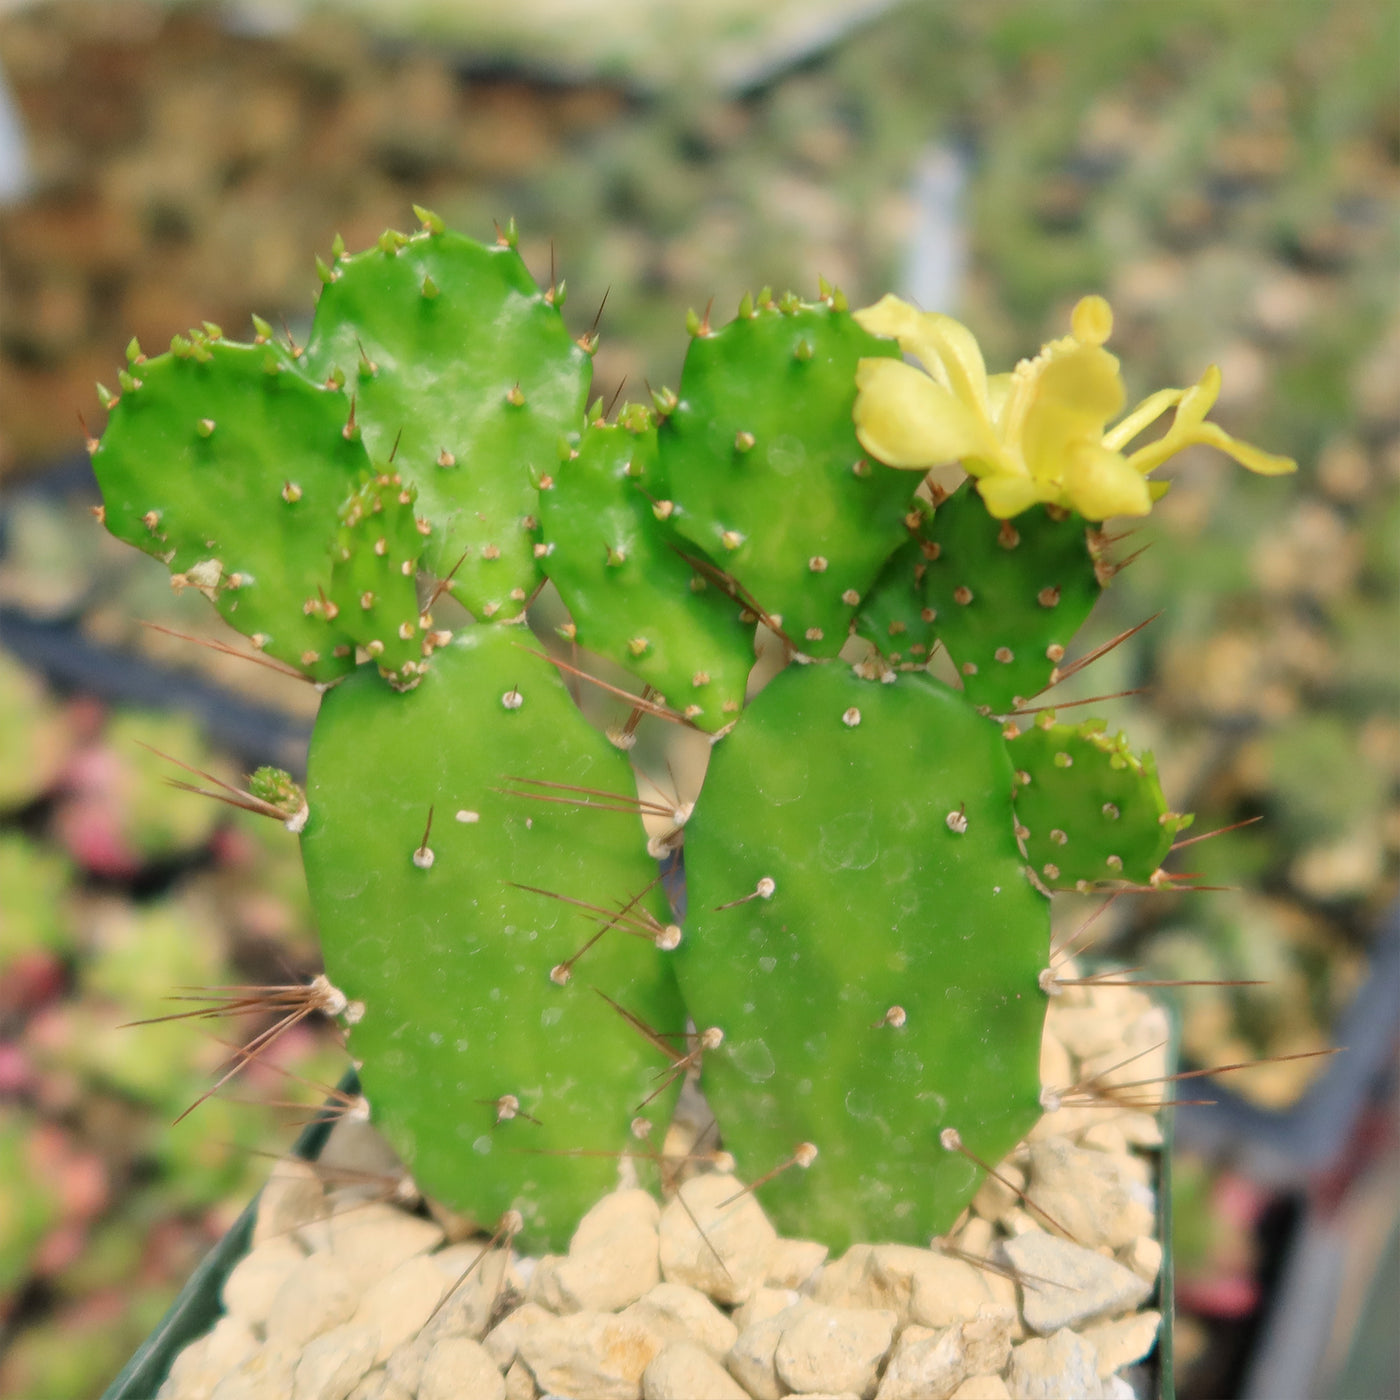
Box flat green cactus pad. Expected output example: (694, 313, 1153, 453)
(1007, 716, 1189, 889)
(656, 297, 912, 655)
(302, 224, 591, 621)
(539, 411, 756, 729)
(922, 485, 1103, 712)
(93, 335, 371, 683)
(676, 661, 1048, 1250)
(300, 629, 687, 1251)
(853, 500, 940, 664)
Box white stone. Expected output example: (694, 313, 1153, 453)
(765, 1237, 828, 1290)
(1003, 1231, 1152, 1333)
(222, 1235, 306, 1327)
(817, 1244, 992, 1330)
(1027, 1136, 1154, 1250)
(353, 1253, 448, 1362)
(252, 1160, 328, 1247)
(327, 1202, 443, 1286)
(658, 1174, 776, 1305)
(419, 1337, 506, 1400)
(624, 1282, 739, 1357)
(166, 1316, 259, 1399)
(483, 1302, 556, 1369)
(727, 1302, 814, 1400)
(517, 1309, 667, 1400)
(210, 1336, 309, 1400)
(774, 1304, 897, 1399)
(643, 1341, 750, 1400)
(733, 1286, 801, 1333)
(971, 1160, 1025, 1220)
(425, 1248, 520, 1342)
(531, 1189, 661, 1314)
(1007, 1328, 1107, 1399)
(292, 1322, 380, 1400)
(1081, 1309, 1162, 1376)
(1119, 1235, 1162, 1284)
(265, 1252, 362, 1348)
(948, 1375, 1011, 1399)
(383, 1335, 430, 1396)
(504, 1357, 538, 1400)
(874, 1324, 965, 1400)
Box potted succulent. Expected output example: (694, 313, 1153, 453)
(86, 210, 1292, 1398)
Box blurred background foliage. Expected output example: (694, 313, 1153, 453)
(0, 0, 1396, 1395)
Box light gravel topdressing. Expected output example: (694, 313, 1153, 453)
(158, 974, 1165, 1400)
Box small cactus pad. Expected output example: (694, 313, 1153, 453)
(656, 296, 911, 654)
(93, 336, 370, 682)
(1006, 715, 1190, 888)
(853, 500, 940, 664)
(302, 223, 591, 620)
(300, 626, 687, 1250)
(326, 471, 429, 688)
(922, 485, 1102, 711)
(676, 661, 1048, 1249)
(539, 410, 755, 728)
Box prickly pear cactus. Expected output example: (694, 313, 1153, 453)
(92, 215, 1294, 1252)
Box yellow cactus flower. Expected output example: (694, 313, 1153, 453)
(852, 293, 1295, 520)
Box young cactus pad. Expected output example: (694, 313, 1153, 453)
(300, 627, 687, 1250)
(675, 660, 1048, 1250)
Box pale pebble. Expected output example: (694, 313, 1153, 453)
(727, 1302, 814, 1400)
(292, 1322, 380, 1400)
(265, 1252, 362, 1348)
(1081, 1309, 1162, 1376)
(1119, 1235, 1163, 1284)
(1007, 1328, 1107, 1399)
(353, 1252, 448, 1361)
(733, 1286, 800, 1333)
(165, 1315, 259, 1399)
(221, 1235, 306, 1327)
(774, 1304, 897, 1399)
(531, 1190, 660, 1314)
(518, 1309, 667, 1400)
(817, 1244, 991, 1329)
(505, 1357, 539, 1400)
(1003, 1231, 1152, 1333)
(419, 1337, 506, 1400)
(658, 1174, 776, 1305)
(327, 1202, 443, 1285)
(765, 1237, 828, 1290)
(948, 1375, 1011, 1399)
(623, 1281, 739, 1357)
(874, 1324, 965, 1400)
(483, 1302, 556, 1369)
(642, 1341, 750, 1400)
(1027, 1137, 1154, 1250)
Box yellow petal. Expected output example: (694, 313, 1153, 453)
(1176, 364, 1222, 428)
(986, 372, 1013, 428)
(975, 472, 1044, 518)
(1018, 343, 1125, 484)
(1062, 442, 1151, 520)
(1190, 421, 1297, 475)
(853, 358, 987, 469)
(1102, 386, 1186, 453)
(899, 312, 990, 417)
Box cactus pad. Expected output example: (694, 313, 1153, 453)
(922, 485, 1103, 712)
(656, 296, 911, 655)
(300, 626, 687, 1250)
(539, 409, 756, 728)
(93, 334, 371, 682)
(676, 661, 1048, 1249)
(1007, 715, 1190, 889)
(302, 222, 591, 620)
